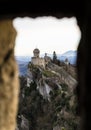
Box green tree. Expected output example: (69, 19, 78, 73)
(53, 51, 57, 62)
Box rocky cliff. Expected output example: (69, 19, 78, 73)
(16, 62, 80, 130)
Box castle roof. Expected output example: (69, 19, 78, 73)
(33, 48, 40, 53)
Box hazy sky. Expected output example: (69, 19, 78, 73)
(13, 16, 81, 56)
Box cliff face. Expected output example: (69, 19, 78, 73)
(27, 62, 77, 96)
(16, 62, 80, 130)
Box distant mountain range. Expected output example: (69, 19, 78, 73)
(15, 50, 77, 76)
(15, 56, 31, 76)
(41, 50, 77, 65)
(58, 50, 77, 65)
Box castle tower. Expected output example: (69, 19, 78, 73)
(33, 48, 40, 58)
(31, 48, 45, 68)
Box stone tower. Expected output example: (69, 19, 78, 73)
(33, 48, 40, 58)
(31, 48, 45, 68)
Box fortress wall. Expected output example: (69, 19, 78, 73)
(31, 57, 39, 65)
(31, 57, 45, 68)
(39, 58, 45, 68)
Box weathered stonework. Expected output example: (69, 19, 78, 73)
(0, 20, 19, 130)
(31, 48, 46, 68)
(31, 57, 45, 68)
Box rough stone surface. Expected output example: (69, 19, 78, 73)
(0, 0, 84, 19)
(0, 20, 19, 130)
(76, 13, 91, 129)
(20, 115, 29, 130)
(48, 63, 77, 93)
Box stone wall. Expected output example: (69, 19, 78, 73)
(76, 12, 91, 129)
(31, 57, 45, 68)
(0, 20, 19, 130)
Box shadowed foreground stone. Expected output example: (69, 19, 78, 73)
(0, 20, 19, 130)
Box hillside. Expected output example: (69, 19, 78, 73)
(16, 61, 80, 130)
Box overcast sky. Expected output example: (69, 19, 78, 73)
(13, 16, 81, 56)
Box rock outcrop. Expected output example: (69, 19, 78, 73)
(0, 20, 19, 130)
(16, 62, 79, 130)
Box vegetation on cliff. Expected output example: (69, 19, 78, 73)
(17, 67, 80, 130)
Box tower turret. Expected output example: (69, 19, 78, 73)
(33, 48, 40, 57)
